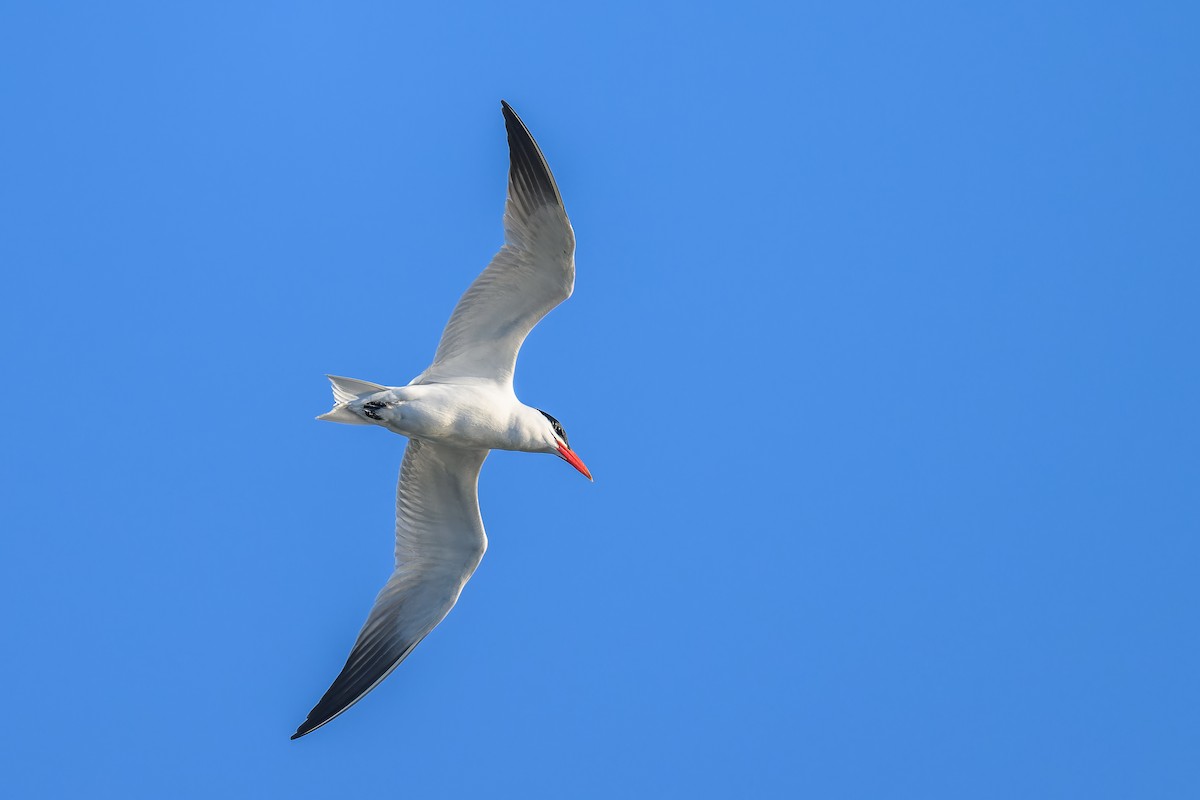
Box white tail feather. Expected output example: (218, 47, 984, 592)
(316, 406, 370, 424)
(318, 375, 387, 425)
(327, 375, 386, 404)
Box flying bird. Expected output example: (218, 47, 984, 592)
(292, 102, 590, 739)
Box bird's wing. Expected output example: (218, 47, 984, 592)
(413, 101, 575, 387)
(292, 439, 489, 739)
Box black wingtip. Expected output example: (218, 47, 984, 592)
(499, 100, 563, 210)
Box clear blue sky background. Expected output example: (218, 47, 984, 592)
(2, 2, 1197, 797)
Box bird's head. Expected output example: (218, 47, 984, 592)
(536, 409, 592, 481)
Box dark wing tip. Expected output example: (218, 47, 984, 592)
(291, 710, 327, 740)
(289, 631, 419, 740)
(500, 100, 564, 211)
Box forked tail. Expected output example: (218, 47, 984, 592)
(317, 375, 387, 424)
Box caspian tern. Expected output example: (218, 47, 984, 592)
(291, 102, 590, 739)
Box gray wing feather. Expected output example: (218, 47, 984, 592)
(414, 102, 575, 386)
(292, 440, 488, 738)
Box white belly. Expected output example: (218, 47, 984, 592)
(369, 384, 522, 450)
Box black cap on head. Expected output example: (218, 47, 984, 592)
(536, 409, 568, 448)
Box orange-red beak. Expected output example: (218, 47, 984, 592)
(557, 443, 593, 481)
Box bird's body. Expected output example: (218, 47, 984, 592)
(325, 380, 558, 454)
(292, 102, 590, 740)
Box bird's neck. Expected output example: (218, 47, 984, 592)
(507, 404, 554, 454)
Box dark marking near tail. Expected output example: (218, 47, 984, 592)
(363, 401, 386, 421)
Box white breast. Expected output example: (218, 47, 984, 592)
(373, 383, 525, 450)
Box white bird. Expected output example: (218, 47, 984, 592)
(292, 102, 591, 739)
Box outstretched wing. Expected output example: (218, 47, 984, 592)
(413, 101, 575, 387)
(292, 439, 489, 738)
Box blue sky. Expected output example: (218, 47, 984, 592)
(2, 1, 1198, 797)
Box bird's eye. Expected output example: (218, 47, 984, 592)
(537, 409, 569, 448)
